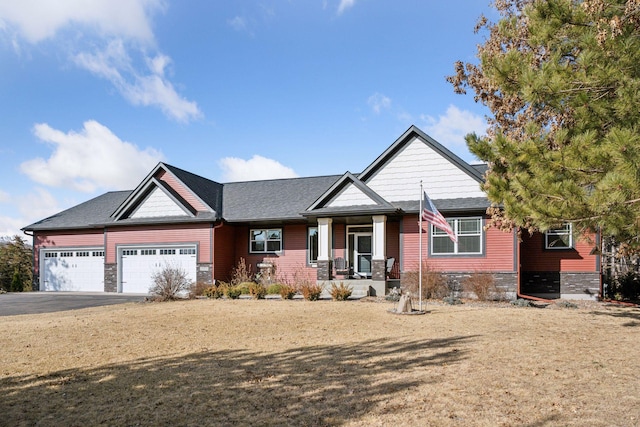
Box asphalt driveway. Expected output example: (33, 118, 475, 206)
(0, 292, 147, 316)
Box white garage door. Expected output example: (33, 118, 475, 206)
(42, 249, 105, 292)
(120, 246, 197, 294)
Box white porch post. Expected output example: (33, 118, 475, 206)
(316, 218, 333, 281)
(372, 215, 386, 260)
(317, 218, 333, 261)
(371, 215, 387, 295)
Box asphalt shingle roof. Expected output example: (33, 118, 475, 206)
(221, 175, 341, 222)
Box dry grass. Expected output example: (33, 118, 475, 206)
(1, 298, 639, 426)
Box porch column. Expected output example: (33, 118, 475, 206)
(317, 218, 333, 280)
(372, 215, 387, 282)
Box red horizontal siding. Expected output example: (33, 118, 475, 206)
(33, 231, 105, 275)
(156, 169, 209, 212)
(105, 224, 212, 263)
(401, 214, 516, 273)
(520, 232, 598, 272)
(233, 224, 316, 283)
(213, 224, 236, 281)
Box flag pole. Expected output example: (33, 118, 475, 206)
(419, 180, 423, 311)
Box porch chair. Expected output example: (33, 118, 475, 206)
(385, 257, 396, 279)
(334, 257, 350, 277)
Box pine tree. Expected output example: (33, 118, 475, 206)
(448, 0, 640, 248)
(0, 235, 33, 292)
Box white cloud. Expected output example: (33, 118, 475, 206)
(367, 92, 391, 114)
(0, 215, 25, 239)
(0, 0, 201, 122)
(337, 0, 357, 15)
(16, 187, 61, 220)
(0, 187, 61, 238)
(73, 40, 201, 122)
(420, 105, 487, 151)
(20, 120, 164, 192)
(0, 189, 9, 203)
(219, 155, 298, 182)
(0, 0, 163, 45)
(228, 16, 248, 32)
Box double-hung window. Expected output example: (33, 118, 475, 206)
(431, 217, 482, 255)
(308, 227, 318, 265)
(250, 229, 282, 253)
(545, 224, 573, 249)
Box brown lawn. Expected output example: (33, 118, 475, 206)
(1, 298, 639, 426)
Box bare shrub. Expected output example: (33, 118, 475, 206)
(150, 265, 193, 301)
(278, 284, 297, 300)
(249, 282, 267, 299)
(231, 258, 253, 286)
(203, 284, 223, 299)
(189, 281, 211, 299)
(330, 282, 352, 301)
(299, 282, 323, 301)
(462, 272, 501, 301)
(402, 261, 449, 299)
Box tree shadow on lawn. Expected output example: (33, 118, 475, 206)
(588, 306, 640, 327)
(1, 336, 475, 426)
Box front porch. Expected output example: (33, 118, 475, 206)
(315, 215, 400, 297)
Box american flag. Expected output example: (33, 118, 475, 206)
(422, 192, 457, 243)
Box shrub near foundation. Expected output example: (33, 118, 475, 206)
(266, 284, 283, 295)
(249, 282, 267, 299)
(278, 284, 297, 300)
(299, 282, 323, 301)
(330, 282, 352, 301)
(462, 272, 504, 301)
(149, 266, 193, 301)
(402, 261, 449, 300)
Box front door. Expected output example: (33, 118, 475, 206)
(353, 233, 372, 278)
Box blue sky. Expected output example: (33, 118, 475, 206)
(0, 0, 493, 237)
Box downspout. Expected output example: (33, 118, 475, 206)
(23, 230, 35, 291)
(515, 228, 554, 303)
(211, 221, 225, 284)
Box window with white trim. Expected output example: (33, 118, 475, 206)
(545, 224, 573, 249)
(308, 227, 318, 265)
(180, 248, 196, 255)
(160, 249, 176, 255)
(431, 217, 483, 255)
(250, 229, 282, 253)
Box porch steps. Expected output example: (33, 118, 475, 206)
(320, 280, 371, 299)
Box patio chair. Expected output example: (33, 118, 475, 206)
(385, 257, 396, 278)
(334, 257, 350, 277)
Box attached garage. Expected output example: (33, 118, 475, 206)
(41, 249, 105, 292)
(118, 245, 197, 294)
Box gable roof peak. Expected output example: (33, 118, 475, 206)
(358, 124, 484, 183)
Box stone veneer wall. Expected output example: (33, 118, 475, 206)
(400, 271, 518, 300)
(104, 263, 117, 292)
(316, 260, 332, 281)
(197, 263, 213, 285)
(521, 272, 600, 298)
(371, 259, 386, 281)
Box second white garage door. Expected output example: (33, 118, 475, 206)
(120, 246, 197, 294)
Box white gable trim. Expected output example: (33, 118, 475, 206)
(327, 181, 379, 207)
(130, 186, 191, 218)
(112, 177, 195, 220)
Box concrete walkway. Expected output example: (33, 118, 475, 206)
(0, 292, 147, 316)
